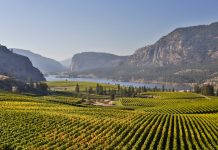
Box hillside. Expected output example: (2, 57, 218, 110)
(0, 45, 45, 82)
(12, 49, 66, 73)
(70, 52, 127, 72)
(60, 58, 72, 68)
(70, 22, 218, 84)
(129, 22, 218, 66)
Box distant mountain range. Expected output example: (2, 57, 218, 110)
(0, 45, 45, 82)
(2, 21, 218, 84)
(12, 49, 66, 73)
(69, 22, 218, 84)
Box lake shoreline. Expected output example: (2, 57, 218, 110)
(46, 75, 192, 90)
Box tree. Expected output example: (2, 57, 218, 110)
(75, 83, 80, 93)
(110, 90, 116, 100)
(34, 82, 48, 95)
(143, 86, 147, 92)
(96, 84, 100, 94)
(88, 87, 93, 94)
(99, 85, 104, 95)
(201, 84, 214, 96)
(38, 82, 48, 91)
(96, 84, 104, 95)
(162, 85, 165, 92)
(103, 88, 107, 95)
(117, 84, 121, 95)
(194, 84, 201, 93)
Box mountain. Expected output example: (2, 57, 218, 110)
(0, 45, 45, 82)
(60, 58, 72, 68)
(129, 22, 218, 66)
(12, 49, 66, 73)
(70, 52, 128, 72)
(70, 22, 218, 84)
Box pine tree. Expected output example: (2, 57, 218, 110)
(201, 84, 214, 96)
(194, 84, 201, 93)
(162, 85, 165, 92)
(117, 84, 121, 94)
(75, 83, 80, 93)
(110, 90, 116, 100)
(143, 86, 147, 92)
(96, 84, 99, 94)
(88, 87, 93, 94)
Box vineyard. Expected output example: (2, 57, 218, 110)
(120, 92, 218, 114)
(0, 91, 218, 149)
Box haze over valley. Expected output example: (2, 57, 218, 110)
(0, 1, 218, 150)
(3, 21, 218, 86)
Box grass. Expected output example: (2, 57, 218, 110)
(46, 81, 117, 92)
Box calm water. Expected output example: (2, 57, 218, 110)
(46, 75, 191, 90)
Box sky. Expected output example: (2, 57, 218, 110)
(0, 0, 218, 61)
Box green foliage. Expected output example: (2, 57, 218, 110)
(194, 84, 201, 93)
(110, 90, 116, 100)
(47, 81, 117, 92)
(0, 91, 217, 149)
(120, 92, 218, 114)
(201, 84, 214, 96)
(75, 83, 80, 93)
(96, 84, 104, 95)
(194, 84, 215, 96)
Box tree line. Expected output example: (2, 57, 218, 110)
(194, 84, 218, 96)
(74, 83, 176, 100)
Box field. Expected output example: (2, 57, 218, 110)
(46, 81, 117, 92)
(0, 82, 218, 150)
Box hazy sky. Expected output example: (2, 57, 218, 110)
(0, 0, 218, 61)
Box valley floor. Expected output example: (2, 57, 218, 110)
(0, 89, 218, 149)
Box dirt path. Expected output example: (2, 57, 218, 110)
(93, 102, 114, 107)
(198, 94, 211, 100)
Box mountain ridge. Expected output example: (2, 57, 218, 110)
(70, 52, 128, 72)
(129, 21, 218, 66)
(12, 49, 66, 73)
(0, 45, 45, 82)
(69, 21, 218, 83)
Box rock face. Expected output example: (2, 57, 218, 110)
(69, 22, 218, 83)
(12, 49, 66, 73)
(0, 45, 45, 82)
(70, 52, 127, 72)
(129, 22, 218, 66)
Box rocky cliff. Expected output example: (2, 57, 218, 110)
(69, 22, 218, 83)
(0, 45, 45, 82)
(129, 22, 218, 66)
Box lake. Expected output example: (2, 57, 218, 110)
(46, 75, 191, 90)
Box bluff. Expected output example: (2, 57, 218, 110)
(70, 52, 127, 72)
(69, 22, 218, 83)
(0, 45, 45, 82)
(129, 22, 218, 66)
